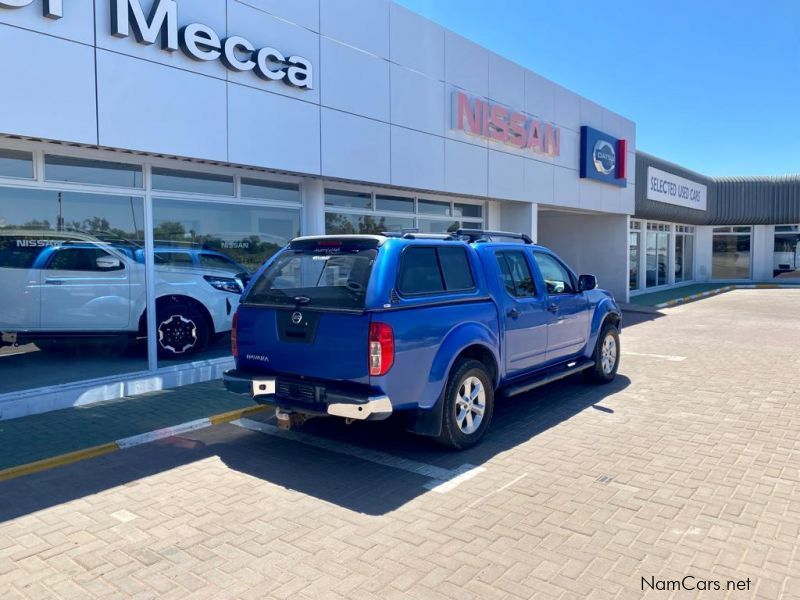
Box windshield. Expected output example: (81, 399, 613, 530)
(245, 247, 377, 310)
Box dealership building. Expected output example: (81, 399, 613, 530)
(0, 0, 797, 419)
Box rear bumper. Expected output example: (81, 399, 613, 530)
(223, 369, 392, 421)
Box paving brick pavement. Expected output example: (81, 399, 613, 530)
(0, 383, 253, 471)
(0, 288, 798, 599)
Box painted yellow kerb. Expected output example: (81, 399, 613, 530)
(209, 405, 269, 426)
(0, 405, 270, 483)
(0, 442, 119, 482)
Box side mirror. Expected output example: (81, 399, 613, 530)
(578, 274, 597, 292)
(96, 256, 122, 270)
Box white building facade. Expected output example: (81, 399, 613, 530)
(0, 0, 636, 418)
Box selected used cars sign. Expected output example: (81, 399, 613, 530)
(647, 167, 707, 211)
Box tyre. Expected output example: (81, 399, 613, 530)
(156, 302, 210, 358)
(584, 323, 620, 384)
(435, 359, 494, 450)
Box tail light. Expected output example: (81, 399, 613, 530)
(369, 322, 394, 376)
(231, 311, 239, 359)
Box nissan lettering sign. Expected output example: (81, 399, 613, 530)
(579, 126, 627, 188)
(451, 90, 561, 157)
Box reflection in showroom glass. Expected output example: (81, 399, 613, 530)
(0, 187, 148, 395)
(152, 198, 300, 366)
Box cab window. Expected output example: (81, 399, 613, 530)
(199, 253, 241, 274)
(495, 251, 536, 298)
(154, 251, 194, 267)
(46, 247, 123, 272)
(533, 252, 575, 294)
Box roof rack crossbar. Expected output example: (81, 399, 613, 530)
(381, 231, 459, 241)
(455, 229, 533, 244)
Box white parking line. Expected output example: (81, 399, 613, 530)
(457, 473, 527, 512)
(232, 418, 485, 493)
(622, 351, 686, 362)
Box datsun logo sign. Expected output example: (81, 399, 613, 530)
(580, 126, 627, 187)
(452, 90, 560, 157)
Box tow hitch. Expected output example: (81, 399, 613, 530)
(274, 408, 311, 430)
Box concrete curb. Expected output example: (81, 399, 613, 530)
(652, 283, 795, 309)
(0, 405, 269, 483)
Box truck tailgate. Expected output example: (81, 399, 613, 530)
(235, 305, 370, 384)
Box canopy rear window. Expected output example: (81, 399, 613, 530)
(245, 243, 377, 310)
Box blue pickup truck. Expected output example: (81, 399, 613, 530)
(224, 230, 621, 449)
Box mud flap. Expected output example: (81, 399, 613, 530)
(406, 393, 445, 437)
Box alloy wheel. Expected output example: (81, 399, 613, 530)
(455, 375, 486, 435)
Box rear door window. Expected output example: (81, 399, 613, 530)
(0, 237, 51, 269)
(495, 251, 536, 298)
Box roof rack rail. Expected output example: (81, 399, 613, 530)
(455, 229, 533, 244)
(381, 229, 459, 241)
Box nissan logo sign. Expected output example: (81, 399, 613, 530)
(291, 312, 303, 325)
(592, 140, 616, 176)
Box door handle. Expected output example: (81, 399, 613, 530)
(45, 279, 64, 285)
(547, 303, 558, 313)
(507, 308, 520, 318)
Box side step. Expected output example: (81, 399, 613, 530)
(502, 359, 595, 398)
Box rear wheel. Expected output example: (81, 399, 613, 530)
(156, 303, 209, 358)
(435, 359, 494, 450)
(584, 323, 620, 383)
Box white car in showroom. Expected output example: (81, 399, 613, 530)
(0, 231, 248, 357)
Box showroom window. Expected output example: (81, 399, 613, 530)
(0, 186, 148, 396)
(325, 189, 484, 236)
(0, 149, 34, 179)
(45, 155, 143, 188)
(645, 222, 670, 288)
(152, 167, 234, 196)
(152, 191, 300, 366)
(674, 225, 695, 283)
(712, 226, 752, 279)
(0, 141, 302, 404)
(772, 225, 800, 279)
(629, 220, 641, 290)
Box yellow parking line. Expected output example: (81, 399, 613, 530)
(0, 443, 119, 482)
(209, 405, 269, 426)
(0, 405, 270, 483)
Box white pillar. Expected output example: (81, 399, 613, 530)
(301, 178, 325, 235)
(486, 200, 501, 230)
(751, 225, 774, 281)
(695, 226, 713, 282)
(499, 201, 538, 242)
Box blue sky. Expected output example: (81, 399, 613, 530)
(394, 0, 799, 177)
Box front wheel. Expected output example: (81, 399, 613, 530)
(435, 359, 494, 450)
(584, 323, 620, 383)
(156, 303, 210, 358)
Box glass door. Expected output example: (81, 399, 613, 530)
(646, 231, 669, 288)
(675, 234, 694, 282)
(629, 231, 640, 290)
